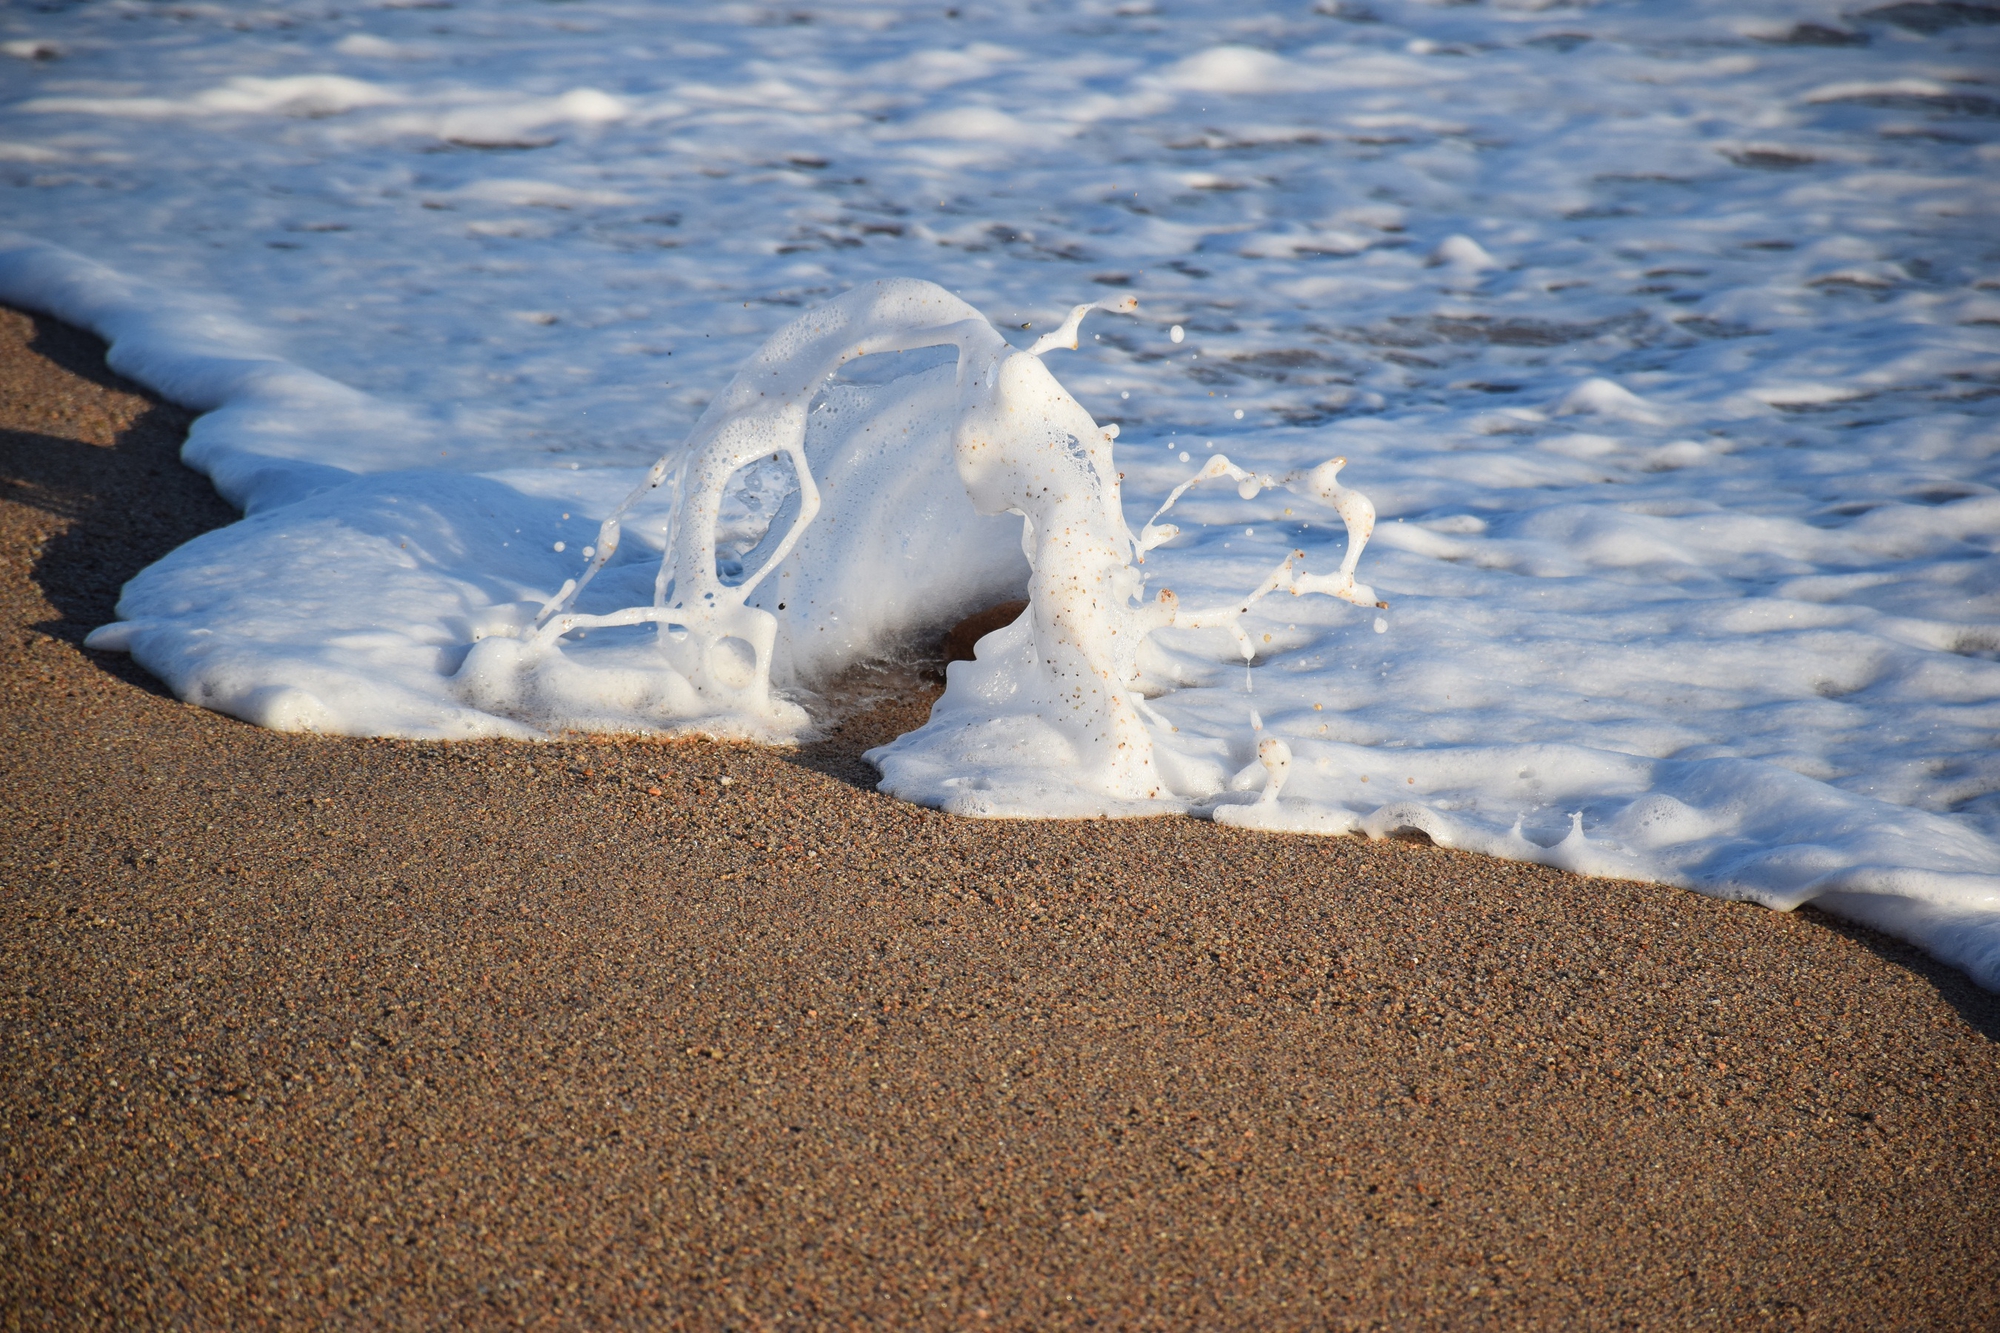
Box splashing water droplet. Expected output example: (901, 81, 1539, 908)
(496, 279, 1378, 811)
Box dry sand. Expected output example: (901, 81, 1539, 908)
(2, 303, 1996, 1330)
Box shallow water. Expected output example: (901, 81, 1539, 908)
(2, 0, 1996, 984)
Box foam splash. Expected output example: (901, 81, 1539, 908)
(456, 278, 1378, 803)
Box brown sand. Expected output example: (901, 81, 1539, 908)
(2, 303, 1996, 1330)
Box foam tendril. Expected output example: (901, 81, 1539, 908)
(461, 278, 1378, 798)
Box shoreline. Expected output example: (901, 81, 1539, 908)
(3, 303, 1995, 1328)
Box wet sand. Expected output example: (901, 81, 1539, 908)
(2, 302, 1996, 1329)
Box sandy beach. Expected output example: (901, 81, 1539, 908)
(2, 302, 1996, 1328)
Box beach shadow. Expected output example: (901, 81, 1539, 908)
(783, 665, 944, 794)
(1800, 905, 2000, 1041)
(0, 305, 236, 693)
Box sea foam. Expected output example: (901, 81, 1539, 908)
(3, 0, 1997, 988)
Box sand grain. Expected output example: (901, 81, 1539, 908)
(2, 304, 1996, 1329)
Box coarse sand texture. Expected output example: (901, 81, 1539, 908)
(4, 304, 1998, 1329)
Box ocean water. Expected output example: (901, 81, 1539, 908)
(3, 0, 1997, 985)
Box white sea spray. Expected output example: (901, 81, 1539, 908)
(443, 277, 1382, 814)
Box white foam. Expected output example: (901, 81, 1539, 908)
(2, 0, 1997, 988)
